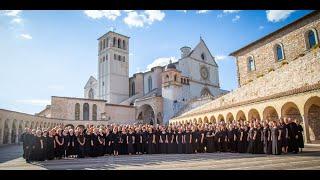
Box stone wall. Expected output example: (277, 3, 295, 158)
(178, 47, 320, 117)
(235, 11, 320, 87)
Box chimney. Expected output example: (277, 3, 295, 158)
(180, 46, 191, 58)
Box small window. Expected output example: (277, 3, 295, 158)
(106, 38, 109, 48)
(103, 39, 106, 49)
(148, 76, 152, 92)
(113, 37, 116, 47)
(118, 55, 121, 61)
(201, 53, 205, 60)
(307, 30, 317, 49)
(102, 82, 104, 86)
(123, 56, 125, 62)
(174, 75, 177, 81)
(275, 44, 284, 61)
(106, 54, 108, 60)
(118, 39, 121, 48)
(114, 54, 117, 60)
(123, 40, 126, 50)
(103, 56, 105, 62)
(166, 75, 169, 79)
(247, 56, 255, 72)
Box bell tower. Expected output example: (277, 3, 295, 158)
(97, 31, 129, 104)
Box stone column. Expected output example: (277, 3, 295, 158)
(15, 128, 19, 144)
(302, 114, 311, 143)
(8, 128, 12, 144)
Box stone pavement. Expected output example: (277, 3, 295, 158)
(0, 144, 320, 170)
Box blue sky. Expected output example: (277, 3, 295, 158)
(0, 10, 313, 114)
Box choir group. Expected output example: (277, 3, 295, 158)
(20, 117, 304, 163)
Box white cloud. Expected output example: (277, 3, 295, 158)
(84, 10, 121, 20)
(146, 56, 178, 71)
(20, 33, 32, 40)
(266, 10, 296, 22)
(11, 17, 22, 24)
(259, 25, 264, 30)
(215, 55, 228, 61)
(232, 15, 240, 22)
(16, 99, 50, 106)
(123, 10, 165, 28)
(0, 10, 22, 17)
(197, 10, 210, 14)
(48, 85, 64, 91)
(223, 10, 241, 14)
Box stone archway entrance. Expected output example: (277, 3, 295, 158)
(137, 104, 155, 125)
(304, 96, 320, 144)
(3, 120, 10, 144)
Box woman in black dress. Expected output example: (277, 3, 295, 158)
(205, 126, 215, 153)
(262, 122, 272, 154)
(167, 127, 175, 154)
(271, 121, 281, 155)
(159, 127, 167, 154)
(120, 128, 128, 155)
(98, 129, 105, 156)
(91, 128, 100, 157)
(67, 129, 76, 158)
(219, 125, 228, 152)
(176, 127, 183, 154)
(105, 128, 112, 155)
(33, 130, 45, 161)
(184, 127, 192, 154)
(112, 127, 120, 156)
(199, 127, 205, 153)
(62, 129, 69, 158)
(141, 127, 148, 154)
(191, 126, 199, 153)
(295, 119, 304, 152)
(237, 125, 247, 153)
(84, 130, 92, 157)
(127, 128, 135, 155)
(279, 118, 288, 154)
(227, 124, 236, 153)
(147, 127, 155, 154)
(255, 123, 264, 154)
(77, 128, 85, 158)
(135, 128, 142, 155)
(46, 130, 55, 160)
(247, 123, 254, 153)
(54, 128, 64, 159)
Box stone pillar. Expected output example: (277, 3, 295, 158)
(15, 129, 19, 144)
(302, 114, 311, 143)
(8, 128, 12, 144)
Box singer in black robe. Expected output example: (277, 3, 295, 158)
(227, 128, 236, 152)
(263, 126, 272, 154)
(77, 132, 85, 158)
(67, 133, 76, 157)
(105, 132, 112, 155)
(84, 132, 92, 157)
(46, 134, 55, 160)
(205, 130, 215, 153)
(147, 130, 154, 154)
(271, 126, 281, 155)
(237, 127, 246, 153)
(91, 133, 100, 157)
(176, 131, 183, 154)
(135, 130, 142, 154)
(199, 130, 205, 153)
(120, 131, 128, 155)
(33, 135, 45, 161)
(247, 127, 254, 153)
(167, 130, 175, 154)
(159, 130, 167, 154)
(98, 133, 105, 156)
(255, 127, 264, 154)
(184, 130, 192, 154)
(297, 123, 304, 151)
(127, 131, 135, 155)
(287, 121, 299, 153)
(191, 130, 199, 153)
(55, 133, 64, 159)
(142, 129, 148, 154)
(219, 128, 228, 152)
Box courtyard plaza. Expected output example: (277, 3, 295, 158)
(0, 144, 320, 170)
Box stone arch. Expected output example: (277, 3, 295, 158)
(218, 114, 224, 122)
(236, 110, 246, 121)
(281, 102, 302, 120)
(35, 121, 39, 129)
(136, 104, 155, 125)
(25, 121, 30, 128)
(304, 96, 320, 143)
(11, 120, 17, 144)
(226, 113, 234, 123)
(40, 122, 43, 128)
(248, 108, 261, 121)
(3, 119, 10, 144)
(263, 106, 279, 121)
(203, 116, 209, 123)
(30, 121, 35, 129)
(18, 121, 23, 143)
(210, 115, 216, 124)
(44, 122, 47, 128)
(198, 117, 202, 124)
(182, 120, 185, 124)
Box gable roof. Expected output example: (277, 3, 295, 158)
(84, 76, 97, 89)
(187, 37, 218, 67)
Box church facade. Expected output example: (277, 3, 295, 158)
(83, 31, 227, 124)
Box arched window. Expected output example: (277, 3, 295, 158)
(131, 81, 135, 96)
(118, 39, 121, 48)
(123, 40, 126, 50)
(114, 54, 117, 60)
(106, 38, 109, 48)
(92, 104, 97, 121)
(103, 39, 106, 49)
(181, 78, 183, 83)
(99, 41, 102, 51)
(123, 56, 125, 62)
(83, 103, 89, 120)
(113, 37, 116, 47)
(88, 88, 94, 99)
(201, 53, 205, 60)
(306, 29, 318, 49)
(275, 44, 284, 61)
(148, 76, 152, 92)
(105, 53, 108, 60)
(103, 56, 105, 62)
(174, 75, 177, 81)
(75, 103, 80, 120)
(118, 55, 121, 61)
(247, 56, 255, 72)
(166, 74, 169, 79)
